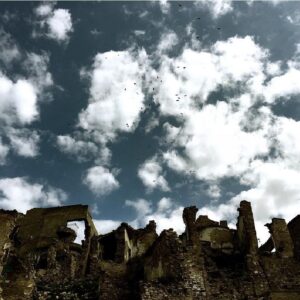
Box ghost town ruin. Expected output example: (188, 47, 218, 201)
(0, 201, 299, 300)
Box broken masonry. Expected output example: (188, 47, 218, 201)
(0, 201, 300, 300)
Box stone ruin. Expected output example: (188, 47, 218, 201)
(0, 201, 299, 300)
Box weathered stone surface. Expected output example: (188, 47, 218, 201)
(265, 218, 294, 258)
(0, 201, 299, 300)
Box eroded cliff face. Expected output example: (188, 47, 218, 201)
(0, 202, 299, 300)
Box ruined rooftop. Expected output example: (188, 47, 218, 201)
(0, 201, 300, 300)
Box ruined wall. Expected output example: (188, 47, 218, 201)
(0, 201, 300, 300)
(0, 210, 21, 274)
(236, 200, 259, 255)
(265, 218, 294, 258)
(285, 215, 300, 260)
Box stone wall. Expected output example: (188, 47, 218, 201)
(0, 201, 299, 300)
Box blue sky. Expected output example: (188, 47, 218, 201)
(0, 0, 300, 243)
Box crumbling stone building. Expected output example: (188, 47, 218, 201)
(0, 201, 299, 300)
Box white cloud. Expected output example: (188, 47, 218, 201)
(126, 197, 185, 234)
(164, 101, 270, 180)
(154, 35, 300, 189)
(144, 115, 159, 133)
(193, 151, 300, 244)
(0, 51, 52, 127)
(64, 49, 149, 189)
(47, 9, 72, 41)
(195, 0, 233, 19)
(0, 74, 38, 125)
(264, 68, 300, 103)
(134, 30, 145, 36)
(93, 219, 121, 235)
(163, 150, 187, 173)
(138, 156, 170, 192)
(83, 166, 119, 196)
(266, 61, 282, 76)
(0, 177, 67, 213)
(0, 29, 20, 65)
(0, 138, 9, 165)
(155, 36, 268, 116)
(35, 4, 73, 42)
(157, 30, 178, 54)
(158, 0, 170, 14)
(125, 198, 152, 218)
(57, 135, 100, 162)
(8, 128, 40, 157)
(35, 3, 53, 17)
(79, 50, 148, 142)
(274, 117, 300, 169)
(24, 53, 53, 91)
(206, 183, 221, 199)
(212, 36, 268, 83)
(0, 29, 52, 163)
(231, 160, 300, 242)
(93, 198, 183, 235)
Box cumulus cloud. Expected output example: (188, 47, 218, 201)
(206, 183, 221, 199)
(35, 3, 53, 16)
(0, 138, 9, 165)
(0, 177, 67, 213)
(195, 0, 233, 19)
(74, 49, 150, 189)
(231, 160, 300, 242)
(275, 117, 300, 169)
(158, 0, 170, 14)
(156, 30, 178, 54)
(0, 31, 52, 127)
(144, 115, 159, 133)
(134, 30, 145, 36)
(0, 28, 52, 163)
(155, 36, 269, 117)
(93, 219, 121, 235)
(8, 128, 40, 157)
(193, 153, 300, 244)
(155, 35, 300, 185)
(126, 197, 185, 234)
(35, 3, 73, 42)
(79, 49, 148, 142)
(24, 52, 53, 91)
(93, 198, 182, 236)
(0, 74, 38, 125)
(163, 101, 270, 180)
(125, 198, 152, 218)
(83, 166, 120, 196)
(264, 67, 300, 103)
(0, 28, 20, 66)
(138, 156, 170, 192)
(57, 135, 100, 163)
(143, 33, 300, 244)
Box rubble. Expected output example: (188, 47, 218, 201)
(0, 201, 299, 299)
